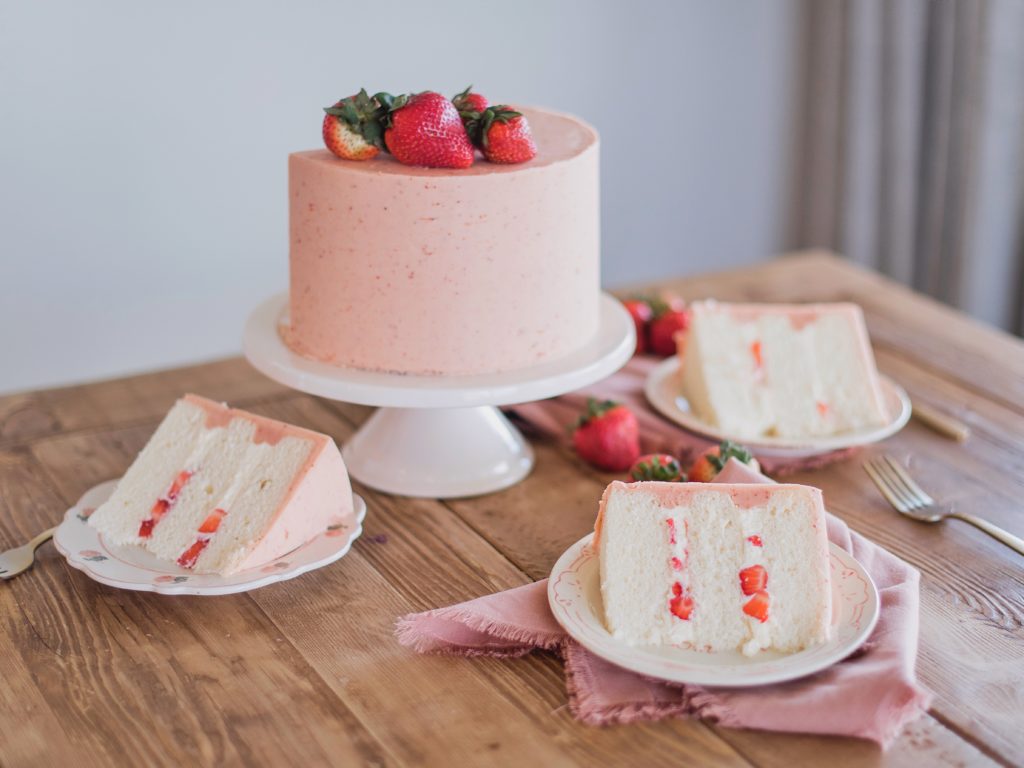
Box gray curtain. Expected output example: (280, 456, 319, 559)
(787, 0, 1024, 335)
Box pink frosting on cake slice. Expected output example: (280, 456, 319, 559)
(89, 395, 354, 575)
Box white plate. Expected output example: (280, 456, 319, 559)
(547, 533, 879, 687)
(53, 480, 366, 596)
(644, 357, 911, 458)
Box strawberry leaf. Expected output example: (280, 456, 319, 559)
(708, 440, 755, 472)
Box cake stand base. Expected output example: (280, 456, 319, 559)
(341, 406, 533, 498)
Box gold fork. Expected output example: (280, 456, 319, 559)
(863, 455, 1024, 556)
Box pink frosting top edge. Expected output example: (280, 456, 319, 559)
(593, 472, 824, 547)
(183, 394, 332, 449)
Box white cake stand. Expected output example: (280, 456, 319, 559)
(243, 293, 634, 498)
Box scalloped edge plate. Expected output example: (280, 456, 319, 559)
(53, 480, 366, 595)
(644, 356, 911, 458)
(548, 533, 879, 687)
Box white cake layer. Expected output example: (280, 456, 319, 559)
(598, 482, 832, 656)
(680, 302, 888, 439)
(88, 397, 344, 575)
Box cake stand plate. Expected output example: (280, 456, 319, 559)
(243, 292, 635, 498)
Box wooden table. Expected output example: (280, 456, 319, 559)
(1, 252, 1021, 767)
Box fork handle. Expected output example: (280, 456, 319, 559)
(29, 526, 57, 551)
(950, 513, 1024, 557)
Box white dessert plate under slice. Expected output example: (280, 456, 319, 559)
(547, 533, 879, 688)
(52, 480, 366, 596)
(644, 357, 911, 458)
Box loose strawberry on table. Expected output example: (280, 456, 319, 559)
(572, 398, 641, 472)
(688, 440, 760, 482)
(629, 453, 685, 482)
(621, 298, 654, 355)
(647, 297, 691, 357)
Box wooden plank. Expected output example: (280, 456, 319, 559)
(0, 449, 393, 768)
(0, 358, 287, 449)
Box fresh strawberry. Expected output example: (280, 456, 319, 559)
(621, 299, 653, 354)
(572, 398, 641, 472)
(322, 89, 386, 161)
(669, 582, 694, 620)
(739, 564, 767, 596)
(742, 590, 770, 623)
(630, 453, 685, 482)
(383, 91, 475, 169)
(648, 297, 690, 357)
(463, 106, 536, 164)
(452, 85, 489, 115)
(688, 440, 760, 482)
(747, 534, 763, 547)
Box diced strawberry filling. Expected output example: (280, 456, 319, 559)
(747, 534, 763, 547)
(666, 517, 677, 545)
(198, 508, 226, 534)
(742, 590, 770, 622)
(816, 401, 829, 417)
(750, 340, 763, 369)
(669, 581, 694, 620)
(177, 538, 209, 569)
(739, 564, 768, 595)
(670, 556, 683, 571)
(139, 470, 193, 538)
(177, 508, 229, 569)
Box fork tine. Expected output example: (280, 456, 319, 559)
(872, 456, 929, 512)
(873, 456, 927, 510)
(882, 455, 935, 506)
(864, 459, 911, 512)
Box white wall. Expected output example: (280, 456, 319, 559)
(0, 0, 799, 394)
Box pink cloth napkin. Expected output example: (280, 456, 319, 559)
(396, 459, 933, 747)
(503, 355, 858, 475)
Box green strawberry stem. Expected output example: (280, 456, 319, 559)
(323, 88, 391, 151)
(708, 440, 755, 473)
(572, 397, 620, 431)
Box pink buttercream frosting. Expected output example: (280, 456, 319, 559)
(283, 106, 600, 375)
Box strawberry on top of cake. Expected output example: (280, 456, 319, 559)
(596, 480, 832, 656)
(322, 85, 536, 168)
(88, 395, 354, 575)
(679, 301, 889, 439)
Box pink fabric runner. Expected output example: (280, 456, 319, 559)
(396, 460, 932, 747)
(503, 355, 857, 475)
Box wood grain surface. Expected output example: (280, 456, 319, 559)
(0, 252, 1019, 767)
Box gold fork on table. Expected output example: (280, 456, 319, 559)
(863, 455, 1024, 556)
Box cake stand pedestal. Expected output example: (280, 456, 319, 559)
(243, 293, 634, 498)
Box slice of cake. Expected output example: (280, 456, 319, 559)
(596, 481, 832, 656)
(679, 301, 889, 439)
(88, 394, 353, 575)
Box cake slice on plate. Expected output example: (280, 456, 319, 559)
(88, 394, 353, 575)
(595, 480, 832, 656)
(679, 301, 889, 439)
